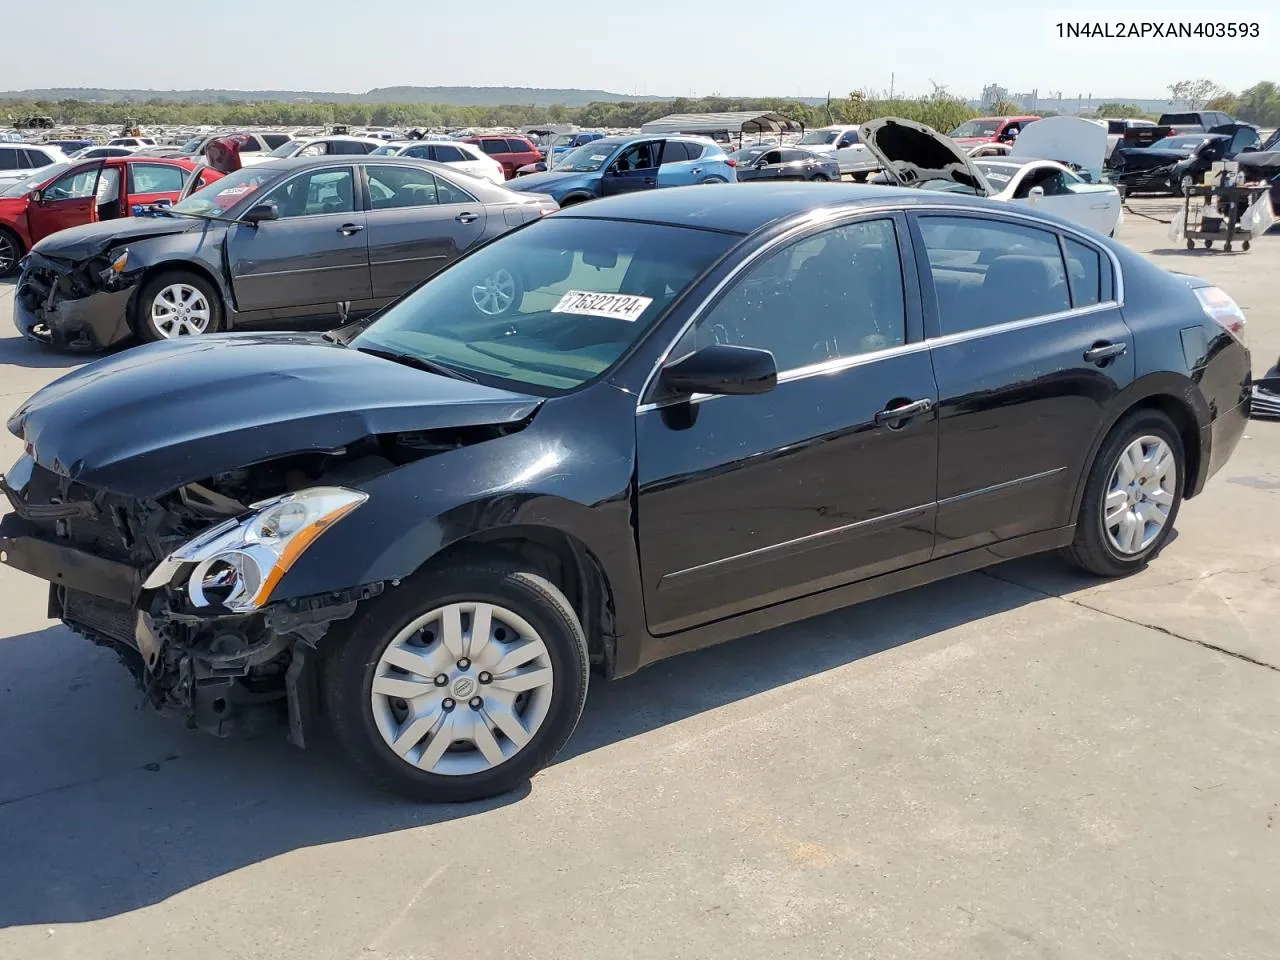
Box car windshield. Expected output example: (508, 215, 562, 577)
(797, 130, 840, 145)
(1151, 135, 1207, 150)
(950, 120, 1002, 138)
(351, 218, 735, 394)
(270, 139, 303, 158)
(551, 134, 577, 148)
(553, 142, 619, 172)
(974, 162, 1016, 189)
(171, 167, 278, 216)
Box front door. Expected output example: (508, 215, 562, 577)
(635, 214, 939, 635)
(601, 141, 661, 196)
(909, 213, 1135, 556)
(26, 163, 104, 242)
(225, 165, 372, 313)
(362, 164, 487, 301)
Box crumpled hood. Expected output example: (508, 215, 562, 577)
(509, 169, 594, 195)
(7, 332, 542, 498)
(30, 216, 197, 261)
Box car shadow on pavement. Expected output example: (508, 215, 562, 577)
(0, 571, 1047, 927)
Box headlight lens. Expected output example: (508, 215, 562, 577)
(143, 486, 368, 611)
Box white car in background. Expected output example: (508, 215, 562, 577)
(792, 125, 880, 179)
(69, 145, 139, 160)
(244, 135, 386, 166)
(370, 140, 505, 184)
(0, 142, 68, 184)
(108, 136, 157, 148)
(862, 115, 1124, 236)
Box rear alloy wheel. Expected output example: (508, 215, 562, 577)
(700, 176, 728, 184)
(1063, 409, 1184, 577)
(324, 559, 589, 801)
(471, 267, 523, 317)
(136, 270, 222, 342)
(0, 227, 23, 277)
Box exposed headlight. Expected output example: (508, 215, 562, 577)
(143, 486, 368, 612)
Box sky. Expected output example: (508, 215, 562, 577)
(0, 0, 1271, 99)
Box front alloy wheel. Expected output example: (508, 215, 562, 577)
(324, 558, 590, 801)
(0, 228, 21, 277)
(152, 282, 213, 337)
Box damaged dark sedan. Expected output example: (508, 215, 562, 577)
(12, 155, 556, 350)
(0, 184, 1252, 802)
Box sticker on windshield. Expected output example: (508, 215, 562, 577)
(551, 290, 653, 322)
(590, 154, 607, 162)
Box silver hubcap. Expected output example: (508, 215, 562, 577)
(471, 269, 517, 316)
(1103, 435, 1177, 555)
(370, 602, 554, 776)
(151, 283, 212, 337)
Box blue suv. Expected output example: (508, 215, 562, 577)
(510, 134, 738, 206)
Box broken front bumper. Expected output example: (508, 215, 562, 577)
(13, 259, 136, 350)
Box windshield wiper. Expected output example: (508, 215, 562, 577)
(354, 346, 479, 382)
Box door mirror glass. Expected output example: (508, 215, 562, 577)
(243, 201, 279, 224)
(660, 344, 777, 397)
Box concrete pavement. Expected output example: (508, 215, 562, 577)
(1, 207, 1278, 960)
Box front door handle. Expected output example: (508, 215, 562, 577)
(691, 167, 702, 175)
(875, 397, 934, 427)
(1089, 202, 1112, 209)
(1083, 341, 1127, 365)
(643, 177, 655, 185)
(455, 212, 479, 224)
(338, 223, 364, 236)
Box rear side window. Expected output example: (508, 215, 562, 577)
(0, 149, 18, 170)
(1062, 237, 1102, 308)
(479, 139, 506, 155)
(916, 216, 1071, 335)
(505, 138, 534, 153)
(333, 140, 375, 155)
(129, 163, 186, 194)
(25, 149, 56, 167)
(431, 144, 465, 162)
(262, 133, 290, 149)
(660, 141, 692, 164)
(1107, 121, 1126, 135)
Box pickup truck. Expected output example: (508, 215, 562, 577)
(1116, 110, 1238, 153)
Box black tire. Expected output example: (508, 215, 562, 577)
(323, 557, 590, 802)
(1062, 408, 1185, 578)
(134, 269, 223, 342)
(558, 194, 589, 208)
(851, 172, 870, 183)
(809, 174, 830, 183)
(0, 226, 23, 278)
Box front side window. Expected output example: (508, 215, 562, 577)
(128, 163, 186, 194)
(687, 219, 907, 371)
(261, 168, 355, 218)
(43, 166, 100, 201)
(431, 144, 465, 162)
(402, 145, 432, 160)
(296, 141, 330, 157)
(352, 218, 734, 394)
(917, 216, 1070, 334)
(270, 139, 304, 158)
(614, 142, 657, 171)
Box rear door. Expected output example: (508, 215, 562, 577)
(635, 214, 938, 634)
(123, 161, 188, 210)
(362, 163, 486, 300)
(25, 162, 104, 241)
(909, 212, 1134, 556)
(601, 140, 661, 195)
(225, 164, 373, 312)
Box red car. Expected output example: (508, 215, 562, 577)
(0, 156, 221, 276)
(461, 134, 541, 179)
(948, 115, 1041, 147)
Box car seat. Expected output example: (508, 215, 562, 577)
(979, 255, 1070, 325)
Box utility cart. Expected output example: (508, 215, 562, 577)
(1181, 180, 1271, 252)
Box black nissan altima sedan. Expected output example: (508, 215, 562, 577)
(0, 183, 1251, 801)
(11, 155, 557, 350)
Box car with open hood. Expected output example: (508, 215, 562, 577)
(1169, 124, 1263, 190)
(0, 155, 219, 276)
(860, 116, 1123, 236)
(12, 155, 556, 351)
(508, 135, 737, 207)
(1234, 128, 1280, 206)
(0, 183, 1251, 801)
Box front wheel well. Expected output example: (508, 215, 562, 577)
(557, 193, 592, 208)
(422, 528, 617, 675)
(134, 261, 227, 314)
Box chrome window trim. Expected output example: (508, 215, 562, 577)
(633, 200, 1125, 415)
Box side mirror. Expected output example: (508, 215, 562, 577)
(659, 344, 777, 397)
(243, 201, 279, 224)
(1027, 185, 1045, 201)
(1240, 145, 1258, 153)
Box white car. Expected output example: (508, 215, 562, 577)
(791, 125, 879, 178)
(0, 142, 68, 184)
(69, 145, 139, 160)
(108, 136, 157, 147)
(247, 135, 386, 166)
(862, 115, 1123, 236)
(370, 140, 505, 185)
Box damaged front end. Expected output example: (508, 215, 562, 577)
(13, 247, 142, 350)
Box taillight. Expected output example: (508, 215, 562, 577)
(1194, 286, 1246, 342)
(725, 158, 737, 167)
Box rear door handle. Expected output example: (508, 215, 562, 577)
(338, 223, 364, 236)
(455, 212, 479, 224)
(875, 398, 934, 427)
(1084, 341, 1127, 365)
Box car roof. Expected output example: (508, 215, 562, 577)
(558, 182, 1012, 235)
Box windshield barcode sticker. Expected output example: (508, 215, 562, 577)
(551, 290, 653, 322)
